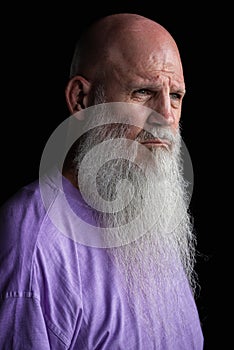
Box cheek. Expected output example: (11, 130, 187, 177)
(171, 117, 181, 132)
(175, 113, 181, 127)
(125, 126, 143, 140)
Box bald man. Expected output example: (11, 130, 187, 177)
(0, 13, 204, 349)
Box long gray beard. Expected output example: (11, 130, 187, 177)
(73, 86, 198, 339)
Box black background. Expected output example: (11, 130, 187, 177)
(1, 2, 227, 349)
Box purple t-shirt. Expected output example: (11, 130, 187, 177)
(0, 173, 204, 349)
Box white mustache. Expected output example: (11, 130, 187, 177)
(135, 127, 178, 145)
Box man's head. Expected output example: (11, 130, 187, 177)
(65, 13, 185, 133)
(62, 13, 197, 338)
(63, 13, 186, 186)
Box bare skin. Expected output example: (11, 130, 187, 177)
(63, 13, 186, 187)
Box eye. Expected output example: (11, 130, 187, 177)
(134, 89, 152, 95)
(170, 92, 183, 100)
(131, 89, 154, 102)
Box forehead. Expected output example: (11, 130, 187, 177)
(107, 33, 184, 87)
(108, 51, 185, 90)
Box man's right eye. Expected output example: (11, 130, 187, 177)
(133, 89, 152, 95)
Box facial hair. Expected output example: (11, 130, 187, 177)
(72, 84, 199, 340)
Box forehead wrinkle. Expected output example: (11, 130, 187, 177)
(109, 47, 184, 81)
(123, 68, 185, 91)
(144, 71, 185, 87)
(110, 65, 185, 95)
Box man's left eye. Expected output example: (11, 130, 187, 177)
(170, 93, 182, 100)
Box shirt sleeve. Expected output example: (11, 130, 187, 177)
(0, 191, 84, 349)
(0, 292, 77, 349)
(0, 293, 56, 349)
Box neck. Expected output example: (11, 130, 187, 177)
(62, 167, 78, 189)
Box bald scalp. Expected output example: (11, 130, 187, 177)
(69, 13, 180, 81)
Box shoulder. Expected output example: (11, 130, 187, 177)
(0, 179, 61, 293)
(0, 180, 51, 244)
(1, 179, 45, 220)
(0, 179, 85, 347)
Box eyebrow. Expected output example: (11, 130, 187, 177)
(172, 88, 186, 95)
(131, 83, 186, 95)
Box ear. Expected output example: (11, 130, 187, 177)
(65, 75, 91, 118)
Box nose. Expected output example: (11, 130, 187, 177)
(147, 92, 175, 127)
